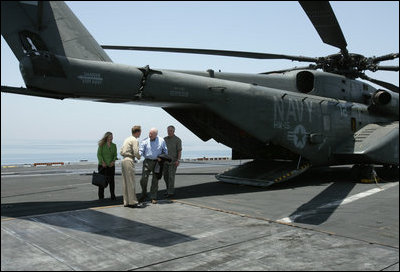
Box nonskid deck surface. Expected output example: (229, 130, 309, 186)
(1, 161, 399, 271)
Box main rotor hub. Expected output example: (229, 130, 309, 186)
(316, 53, 368, 78)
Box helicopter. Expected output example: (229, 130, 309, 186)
(1, 1, 398, 186)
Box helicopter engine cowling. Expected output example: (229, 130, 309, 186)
(369, 89, 399, 118)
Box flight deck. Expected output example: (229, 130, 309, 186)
(1, 160, 399, 271)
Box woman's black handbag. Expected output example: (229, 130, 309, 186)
(91, 171, 108, 188)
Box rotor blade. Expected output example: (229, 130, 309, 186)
(260, 65, 317, 75)
(299, 1, 348, 55)
(371, 53, 399, 63)
(375, 66, 399, 72)
(359, 74, 399, 93)
(101, 45, 318, 62)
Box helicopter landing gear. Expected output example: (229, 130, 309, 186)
(351, 164, 399, 183)
(350, 164, 378, 183)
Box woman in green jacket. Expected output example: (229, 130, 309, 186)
(97, 132, 118, 200)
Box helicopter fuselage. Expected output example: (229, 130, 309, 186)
(19, 52, 399, 166)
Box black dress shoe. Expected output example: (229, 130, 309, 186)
(138, 195, 147, 203)
(131, 204, 144, 208)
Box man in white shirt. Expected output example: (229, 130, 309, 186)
(139, 128, 168, 204)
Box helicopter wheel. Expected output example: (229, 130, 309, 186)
(351, 164, 376, 183)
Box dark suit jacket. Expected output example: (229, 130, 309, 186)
(154, 154, 172, 179)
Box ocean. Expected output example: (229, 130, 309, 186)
(1, 139, 231, 165)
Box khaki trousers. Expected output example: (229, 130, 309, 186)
(121, 158, 138, 206)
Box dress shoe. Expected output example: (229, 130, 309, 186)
(151, 199, 157, 204)
(125, 203, 143, 208)
(139, 194, 147, 203)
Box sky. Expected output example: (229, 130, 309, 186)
(1, 1, 399, 151)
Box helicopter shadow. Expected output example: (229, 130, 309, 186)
(263, 166, 357, 225)
(170, 166, 354, 198)
(2, 201, 195, 247)
(284, 181, 356, 225)
(169, 166, 357, 226)
(2, 166, 358, 226)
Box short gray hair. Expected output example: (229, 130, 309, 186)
(150, 128, 158, 135)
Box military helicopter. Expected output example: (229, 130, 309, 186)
(1, 1, 398, 186)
